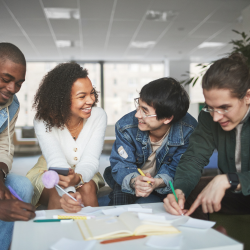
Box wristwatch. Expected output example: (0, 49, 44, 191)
(227, 173, 239, 191)
(0, 168, 7, 180)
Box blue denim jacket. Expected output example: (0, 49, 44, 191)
(104, 110, 197, 195)
(0, 95, 19, 133)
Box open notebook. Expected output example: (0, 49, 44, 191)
(77, 212, 180, 240)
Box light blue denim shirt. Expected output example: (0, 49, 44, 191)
(104, 110, 197, 195)
(0, 95, 19, 133)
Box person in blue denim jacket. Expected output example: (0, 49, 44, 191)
(104, 77, 197, 205)
(0, 43, 35, 250)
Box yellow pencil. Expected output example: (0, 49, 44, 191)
(137, 168, 153, 186)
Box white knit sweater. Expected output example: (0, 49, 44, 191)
(34, 107, 107, 183)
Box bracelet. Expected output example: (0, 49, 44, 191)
(75, 173, 84, 189)
(0, 168, 7, 180)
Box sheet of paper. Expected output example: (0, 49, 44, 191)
(128, 207, 152, 213)
(138, 213, 189, 226)
(116, 204, 142, 210)
(77, 206, 103, 215)
(102, 207, 126, 216)
(35, 211, 46, 219)
(181, 218, 216, 229)
(146, 235, 183, 249)
(50, 238, 96, 250)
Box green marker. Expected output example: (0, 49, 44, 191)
(169, 181, 184, 216)
(169, 181, 178, 202)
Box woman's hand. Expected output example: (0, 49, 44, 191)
(58, 169, 80, 188)
(60, 192, 83, 213)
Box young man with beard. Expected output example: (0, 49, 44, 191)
(104, 77, 197, 205)
(0, 43, 35, 250)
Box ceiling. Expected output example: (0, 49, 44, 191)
(0, 0, 249, 62)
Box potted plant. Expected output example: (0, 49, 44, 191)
(181, 30, 250, 86)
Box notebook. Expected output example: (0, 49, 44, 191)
(77, 212, 180, 240)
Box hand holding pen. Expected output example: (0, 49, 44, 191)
(163, 181, 186, 216)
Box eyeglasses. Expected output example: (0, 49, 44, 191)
(134, 98, 157, 119)
(202, 105, 229, 115)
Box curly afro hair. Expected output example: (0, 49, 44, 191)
(33, 62, 98, 131)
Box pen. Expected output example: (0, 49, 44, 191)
(169, 181, 184, 216)
(8, 185, 23, 201)
(100, 235, 147, 244)
(55, 184, 84, 208)
(33, 219, 73, 223)
(137, 168, 153, 186)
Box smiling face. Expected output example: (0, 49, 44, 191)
(134, 98, 172, 132)
(0, 59, 26, 105)
(203, 88, 250, 131)
(70, 77, 96, 120)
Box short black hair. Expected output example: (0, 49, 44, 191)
(0, 42, 26, 66)
(140, 77, 189, 123)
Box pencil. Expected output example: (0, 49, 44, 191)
(100, 235, 147, 244)
(137, 168, 152, 186)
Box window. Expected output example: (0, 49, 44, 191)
(104, 63, 164, 125)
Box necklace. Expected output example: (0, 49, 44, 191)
(67, 119, 82, 132)
(67, 119, 83, 140)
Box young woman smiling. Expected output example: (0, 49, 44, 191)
(26, 63, 107, 210)
(163, 53, 250, 219)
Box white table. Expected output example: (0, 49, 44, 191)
(11, 203, 243, 250)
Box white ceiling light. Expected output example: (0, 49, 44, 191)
(198, 42, 225, 49)
(130, 41, 156, 49)
(44, 8, 79, 19)
(146, 10, 177, 21)
(56, 40, 72, 48)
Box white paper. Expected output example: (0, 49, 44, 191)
(35, 211, 46, 219)
(102, 207, 126, 216)
(77, 206, 103, 215)
(116, 204, 142, 210)
(181, 218, 216, 229)
(146, 235, 183, 249)
(50, 238, 96, 250)
(128, 207, 152, 213)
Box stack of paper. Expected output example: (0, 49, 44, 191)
(138, 212, 215, 229)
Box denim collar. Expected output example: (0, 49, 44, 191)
(136, 119, 184, 146)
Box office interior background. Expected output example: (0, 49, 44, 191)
(1, 0, 249, 127)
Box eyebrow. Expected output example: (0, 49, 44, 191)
(205, 103, 231, 108)
(2, 73, 25, 83)
(76, 88, 95, 96)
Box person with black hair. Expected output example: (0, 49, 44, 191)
(164, 53, 250, 219)
(104, 78, 197, 205)
(0, 43, 35, 250)
(26, 63, 107, 211)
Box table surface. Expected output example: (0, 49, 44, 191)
(11, 203, 243, 250)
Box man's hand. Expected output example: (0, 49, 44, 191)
(60, 192, 83, 213)
(163, 189, 186, 215)
(0, 180, 15, 200)
(58, 169, 80, 188)
(0, 200, 35, 221)
(131, 173, 155, 198)
(186, 175, 230, 216)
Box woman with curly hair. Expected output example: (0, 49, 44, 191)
(26, 62, 107, 211)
